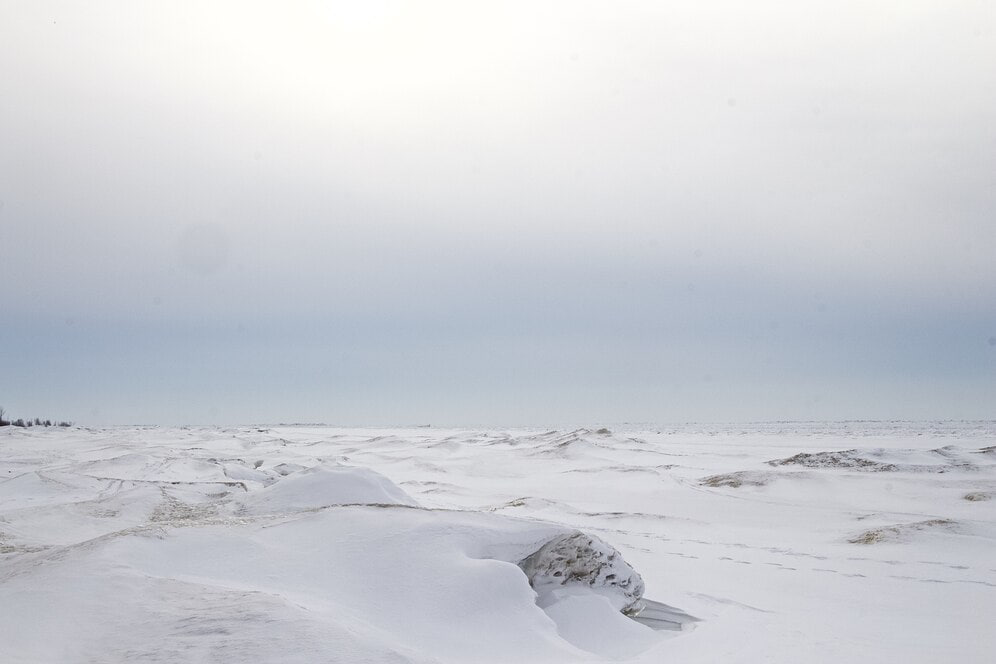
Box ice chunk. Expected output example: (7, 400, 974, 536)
(518, 531, 645, 614)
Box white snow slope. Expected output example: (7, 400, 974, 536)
(1, 422, 994, 663)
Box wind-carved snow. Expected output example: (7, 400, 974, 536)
(519, 531, 698, 659)
(515, 531, 686, 659)
(0, 431, 671, 662)
(1, 423, 995, 662)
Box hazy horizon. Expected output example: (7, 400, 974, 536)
(3, 1, 995, 426)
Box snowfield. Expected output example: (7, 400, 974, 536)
(1, 423, 994, 663)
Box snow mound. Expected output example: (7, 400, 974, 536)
(769, 449, 895, 470)
(519, 531, 645, 614)
(237, 464, 417, 514)
(701, 470, 775, 488)
(768, 446, 983, 472)
(848, 518, 961, 544)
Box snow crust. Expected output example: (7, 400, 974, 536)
(1, 422, 995, 663)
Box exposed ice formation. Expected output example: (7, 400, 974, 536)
(518, 531, 645, 614)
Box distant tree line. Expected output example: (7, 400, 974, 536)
(0, 407, 72, 428)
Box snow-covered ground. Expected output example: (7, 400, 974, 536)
(1, 423, 994, 663)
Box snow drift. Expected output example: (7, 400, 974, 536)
(234, 462, 419, 514)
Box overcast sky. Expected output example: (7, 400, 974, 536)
(2, 1, 994, 425)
